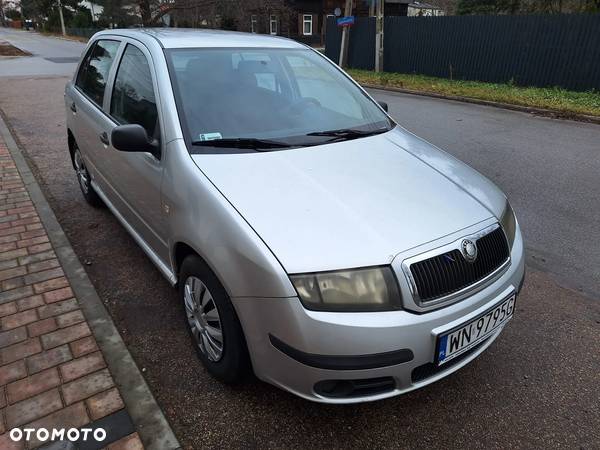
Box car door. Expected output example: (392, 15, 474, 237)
(67, 38, 122, 193)
(101, 41, 169, 263)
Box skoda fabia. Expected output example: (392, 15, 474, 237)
(65, 29, 525, 403)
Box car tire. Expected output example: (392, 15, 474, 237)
(73, 144, 102, 207)
(179, 254, 250, 384)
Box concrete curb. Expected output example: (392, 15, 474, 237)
(361, 83, 600, 125)
(0, 112, 181, 450)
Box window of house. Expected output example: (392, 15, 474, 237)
(270, 15, 278, 35)
(110, 44, 159, 140)
(251, 15, 257, 33)
(76, 39, 120, 107)
(303, 14, 313, 36)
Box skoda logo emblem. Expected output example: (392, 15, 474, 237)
(461, 239, 478, 262)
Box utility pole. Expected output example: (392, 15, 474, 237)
(338, 0, 352, 67)
(56, 0, 66, 36)
(375, 0, 384, 72)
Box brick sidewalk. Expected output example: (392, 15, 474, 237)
(0, 139, 143, 449)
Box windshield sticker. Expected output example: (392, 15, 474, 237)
(198, 132, 223, 142)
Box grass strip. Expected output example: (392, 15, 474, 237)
(348, 69, 600, 118)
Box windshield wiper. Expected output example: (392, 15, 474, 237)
(307, 127, 390, 140)
(191, 138, 292, 150)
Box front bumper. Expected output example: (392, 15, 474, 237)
(233, 227, 525, 403)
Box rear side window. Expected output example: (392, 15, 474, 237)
(76, 39, 120, 107)
(110, 44, 159, 138)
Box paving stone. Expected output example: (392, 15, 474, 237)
(0, 302, 17, 318)
(107, 432, 144, 450)
(16, 294, 44, 311)
(0, 265, 26, 282)
(18, 235, 51, 249)
(86, 387, 125, 420)
(27, 317, 58, 338)
(27, 242, 53, 255)
(23, 267, 64, 286)
(0, 360, 26, 385)
(23, 402, 89, 448)
(41, 322, 91, 350)
(0, 242, 17, 253)
(0, 337, 41, 365)
(0, 247, 27, 261)
(56, 310, 85, 328)
(61, 369, 114, 405)
(0, 254, 17, 266)
(17, 250, 55, 266)
(69, 336, 98, 358)
(43, 287, 73, 304)
(0, 134, 149, 450)
(0, 433, 24, 450)
(0, 227, 26, 240)
(10, 216, 39, 227)
(26, 258, 60, 274)
(33, 277, 69, 295)
(5, 388, 62, 428)
(59, 351, 106, 383)
(0, 285, 33, 305)
(37, 299, 79, 319)
(1, 276, 25, 292)
(0, 326, 27, 348)
(7, 367, 60, 403)
(1, 308, 38, 330)
(19, 228, 45, 240)
(26, 345, 72, 374)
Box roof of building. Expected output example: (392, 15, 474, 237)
(94, 28, 306, 49)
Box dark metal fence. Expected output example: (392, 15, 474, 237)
(325, 15, 600, 91)
(325, 17, 375, 70)
(66, 28, 102, 38)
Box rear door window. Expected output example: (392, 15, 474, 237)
(110, 44, 159, 139)
(76, 39, 120, 107)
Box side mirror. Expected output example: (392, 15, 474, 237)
(377, 101, 389, 112)
(111, 124, 159, 157)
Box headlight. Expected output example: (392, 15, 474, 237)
(290, 266, 402, 312)
(500, 200, 517, 249)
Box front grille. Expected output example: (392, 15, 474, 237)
(409, 226, 509, 303)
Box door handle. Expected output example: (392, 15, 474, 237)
(70, 102, 77, 113)
(99, 132, 109, 146)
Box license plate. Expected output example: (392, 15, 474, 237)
(436, 293, 516, 366)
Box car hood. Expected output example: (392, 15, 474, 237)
(191, 128, 498, 274)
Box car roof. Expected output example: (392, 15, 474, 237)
(94, 28, 307, 50)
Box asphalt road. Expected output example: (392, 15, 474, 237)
(0, 27, 82, 76)
(1, 29, 599, 449)
(367, 88, 600, 299)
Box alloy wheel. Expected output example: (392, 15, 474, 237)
(184, 276, 224, 362)
(73, 148, 90, 195)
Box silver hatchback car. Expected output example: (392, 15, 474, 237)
(65, 29, 525, 403)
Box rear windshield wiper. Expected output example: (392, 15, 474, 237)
(191, 138, 292, 150)
(307, 127, 390, 140)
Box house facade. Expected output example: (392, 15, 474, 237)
(407, 1, 444, 16)
(246, 1, 416, 47)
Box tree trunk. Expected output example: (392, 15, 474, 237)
(139, 0, 152, 25)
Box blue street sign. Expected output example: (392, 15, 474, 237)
(337, 16, 355, 27)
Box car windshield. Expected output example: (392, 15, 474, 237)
(165, 47, 394, 152)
